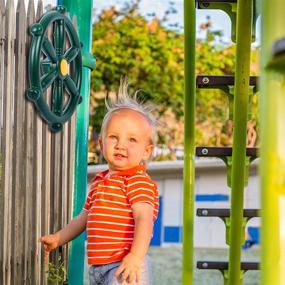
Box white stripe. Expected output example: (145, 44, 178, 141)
(89, 213, 134, 220)
(88, 221, 134, 227)
(88, 235, 133, 240)
(88, 250, 126, 259)
(127, 181, 154, 187)
(90, 206, 132, 212)
(94, 192, 126, 199)
(128, 187, 154, 195)
(126, 175, 146, 180)
(88, 228, 134, 233)
(98, 185, 123, 190)
(107, 178, 124, 184)
(87, 247, 129, 252)
(94, 198, 130, 206)
(129, 194, 154, 202)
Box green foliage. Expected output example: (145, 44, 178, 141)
(90, 2, 184, 117)
(89, 3, 259, 163)
(47, 256, 67, 285)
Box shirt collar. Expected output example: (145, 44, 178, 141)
(95, 165, 146, 180)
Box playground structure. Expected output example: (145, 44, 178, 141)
(184, 0, 285, 285)
(0, 0, 285, 284)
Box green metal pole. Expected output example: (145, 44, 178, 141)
(183, 1, 196, 284)
(57, 1, 93, 284)
(260, 1, 285, 284)
(228, 0, 252, 284)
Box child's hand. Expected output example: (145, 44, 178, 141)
(39, 233, 60, 261)
(115, 252, 143, 284)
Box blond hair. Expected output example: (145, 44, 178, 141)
(100, 78, 157, 144)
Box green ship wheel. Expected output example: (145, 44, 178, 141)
(26, 6, 82, 132)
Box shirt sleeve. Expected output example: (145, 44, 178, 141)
(125, 175, 157, 207)
(83, 189, 93, 212)
(83, 179, 97, 211)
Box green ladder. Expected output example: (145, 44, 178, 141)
(183, 0, 260, 284)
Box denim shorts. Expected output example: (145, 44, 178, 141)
(89, 256, 152, 285)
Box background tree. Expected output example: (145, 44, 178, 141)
(89, 2, 259, 164)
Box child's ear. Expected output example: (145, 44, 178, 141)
(143, 144, 154, 161)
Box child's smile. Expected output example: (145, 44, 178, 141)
(114, 153, 127, 159)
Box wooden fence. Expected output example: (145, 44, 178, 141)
(0, 0, 76, 284)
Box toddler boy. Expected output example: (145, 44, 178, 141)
(40, 80, 159, 285)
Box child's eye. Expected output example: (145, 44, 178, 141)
(109, 135, 117, 140)
(130, 138, 137, 143)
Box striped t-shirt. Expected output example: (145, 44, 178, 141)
(83, 165, 159, 265)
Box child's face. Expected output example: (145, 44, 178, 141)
(99, 109, 154, 173)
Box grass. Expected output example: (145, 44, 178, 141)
(149, 245, 260, 285)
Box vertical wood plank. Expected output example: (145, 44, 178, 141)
(66, 112, 76, 272)
(41, 4, 52, 284)
(61, 119, 68, 273)
(66, 16, 78, 272)
(32, 2, 44, 285)
(24, 0, 35, 283)
(2, 0, 15, 284)
(11, 0, 26, 284)
(41, 123, 51, 285)
(50, 131, 62, 268)
(0, 1, 5, 283)
(0, 0, 5, 147)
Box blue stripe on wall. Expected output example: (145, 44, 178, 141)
(151, 194, 229, 246)
(164, 226, 181, 243)
(151, 196, 163, 246)
(195, 194, 229, 202)
(248, 226, 260, 244)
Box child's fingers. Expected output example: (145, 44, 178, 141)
(136, 270, 141, 283)
(114, 264, 125, 277)
(40, 235, 53, 243)
(127, 271, 136, 284)
(121, 268, 131, 283)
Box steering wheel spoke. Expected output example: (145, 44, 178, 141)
(64, 75, 79, 97)
(41, 67, 58, 92)
(51, 79, 64, 116)
(41, 59, 54, 74)
(64, 46, 80, 63)
(54, 19, 65, 56)
(42, 37, 57, 62)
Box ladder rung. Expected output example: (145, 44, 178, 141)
(196, 208, 260, 218)
(196, 147, 258, 157)
(197, 0, 237, 4)
(197, 261, 259, 270)
(196, 75, 258, 89)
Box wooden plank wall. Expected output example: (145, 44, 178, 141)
(0, 0, 77, 284)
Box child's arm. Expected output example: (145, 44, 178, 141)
(115, 203, 153, 283)
(39, 210, 88, 260)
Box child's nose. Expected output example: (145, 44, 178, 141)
(115, 139, 126, 149)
